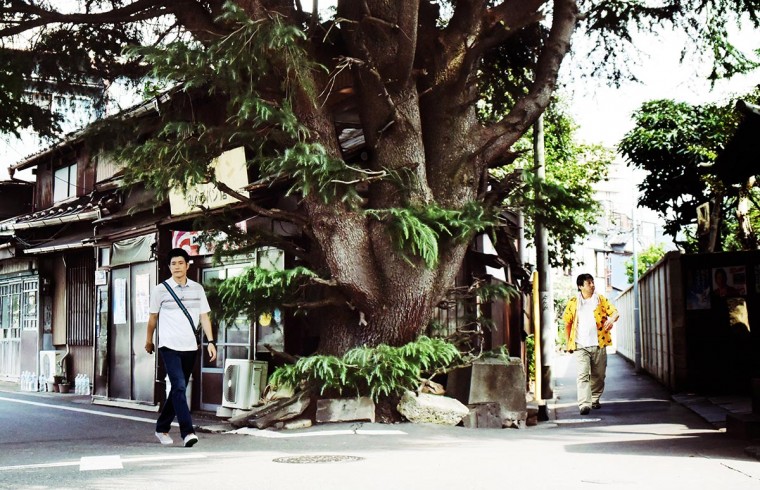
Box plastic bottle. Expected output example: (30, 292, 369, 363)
(75, 374, 82, 395)
(84, 374, 91, 395)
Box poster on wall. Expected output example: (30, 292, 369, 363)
(113, 278, 127, 324)
(171, 222, 247, 257)
(711, 266, 746, 297)
(686, 269, 711, 310)
(135, 274, 150, 323)
(256, 308, 284, 353)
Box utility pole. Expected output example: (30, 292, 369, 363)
(533, 114, 554, 414)
(632, 188, 642, 372)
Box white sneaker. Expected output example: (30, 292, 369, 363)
(155, 432, 173, 445)
(183, 434, 198, 447)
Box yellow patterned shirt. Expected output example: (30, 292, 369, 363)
(562, 294, 617, 351)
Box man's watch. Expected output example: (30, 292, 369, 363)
(208, 340, 216, 346)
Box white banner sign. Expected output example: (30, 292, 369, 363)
(169, 146, 248, 216)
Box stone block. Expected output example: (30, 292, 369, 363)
(447, 357, 528, 427)
(462, 402, 502, 429)
(397, 390, 469, 425)
(315, 397, 375, 423)
(284, 418, 313, 430)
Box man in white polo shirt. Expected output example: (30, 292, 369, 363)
(145, 248, 217, 447)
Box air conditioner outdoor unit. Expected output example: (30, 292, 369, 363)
(39, 350, 64, 380)
(222, 359, 268, 410)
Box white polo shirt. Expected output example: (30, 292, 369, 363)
(149, 278, 211, 352)
(575, 293, 599, 348)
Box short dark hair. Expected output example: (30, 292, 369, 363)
(167, 247, 190, 265)
(576, 273, 594, 290)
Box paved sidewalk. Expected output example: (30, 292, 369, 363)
(548, 350, 759, 459)
(549, 350, 752, 425)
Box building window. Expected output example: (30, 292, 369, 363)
(53, 163, 77, 202)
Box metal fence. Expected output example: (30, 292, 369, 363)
(614, 251, 686, 391)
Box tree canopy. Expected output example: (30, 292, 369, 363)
(619, 89, 760, 253)
(625, 242, 665, 283)
(2, 1, 758, 354)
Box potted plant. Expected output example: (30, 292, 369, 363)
(57, 377, 71, 393)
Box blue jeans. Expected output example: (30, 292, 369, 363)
(156, 347, 197, 438)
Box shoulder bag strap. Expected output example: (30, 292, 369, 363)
(161, 281, 199, 335)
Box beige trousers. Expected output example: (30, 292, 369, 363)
(575, 345, 607, 409)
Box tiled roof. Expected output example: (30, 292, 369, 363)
(0, 190, 120, 231)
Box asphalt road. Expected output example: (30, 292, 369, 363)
(0, 353, 759, 490)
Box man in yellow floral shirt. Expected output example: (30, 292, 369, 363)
(562, 273, 619, 415)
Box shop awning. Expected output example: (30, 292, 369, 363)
(24, 231, 95, 255)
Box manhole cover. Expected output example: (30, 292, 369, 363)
(273, 455, 364, 464)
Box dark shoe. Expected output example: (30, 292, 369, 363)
(580, 406, 591, 415)
(592, 402, 601, 409)
(183, 434, 198, 447)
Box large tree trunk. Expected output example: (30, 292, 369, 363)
(316, 238, 469, 355)
(292, 1, 572, 355)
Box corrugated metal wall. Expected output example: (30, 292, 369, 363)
(615, 251, 686, 391)
(64, 251, 96, 380)
(66, 251, 95, 346)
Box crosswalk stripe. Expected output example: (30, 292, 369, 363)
(0, 454, 206, 472)
(80, 455, 123, 471)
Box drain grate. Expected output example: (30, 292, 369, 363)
(273, 455, 364, 464)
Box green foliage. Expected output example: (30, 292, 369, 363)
(366, 202, 495, 268)
(525, 334, 535, 382)
(475, 282, 520, 303)
(619, 99, 733, 240)
(208, 266, 317, 325)
(497, 101, 614, 268)
(269, 336, 462, 400)
(256, 141, 362, 206)
(625, 243, 666, 283)
(619, 89, 760, 249)
(578, 0, 759, 84)
(114, 3, 363, 206)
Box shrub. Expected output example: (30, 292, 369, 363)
(269, 336, 461, 401)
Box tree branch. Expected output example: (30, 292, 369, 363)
(478, 0, 579, 168)
(215, 180, 308, 226)
(283, 298, 346, 309)
(0, 0, 170, 37)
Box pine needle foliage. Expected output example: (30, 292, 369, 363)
(475, 282, 520, 303)
(269, 336, 461, 401)
(114, 2, 365, 206)
(366, 202, 495, 268)
(207, 266, 316, 325)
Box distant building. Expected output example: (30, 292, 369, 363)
(565, 159, 676, 298)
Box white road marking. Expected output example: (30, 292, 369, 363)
(555, 418, 602, 424)
(0, 453, 206, 472)
(231, 428, 407, 438)
(0, 396, 176, 426)
(80, 455, 123, 471)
